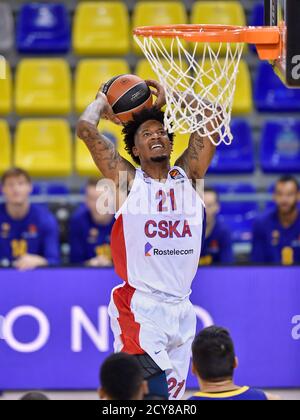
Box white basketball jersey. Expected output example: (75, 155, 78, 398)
(111, 166, 205, 302)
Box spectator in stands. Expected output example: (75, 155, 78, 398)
(99, 353, 148, 400)
(189, 326, 281, 401)
(252, 175, 300, 265)
(69, 178, 115, 266)
(0, 168, 60, 270)
(200, 188, 234, 265)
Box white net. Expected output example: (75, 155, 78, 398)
(134, 35, 244, 146)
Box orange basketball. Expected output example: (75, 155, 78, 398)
(102, 74, 153, 123)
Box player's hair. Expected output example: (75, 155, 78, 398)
(276, 175, 300, 191)
(122, 107, 174, 165)
(20, 392, 49, 401)
(192, 326, 236, 382)
(204, 187, 220, 203)
(100, 353, 144, 400)
(1, 168, 32, 185)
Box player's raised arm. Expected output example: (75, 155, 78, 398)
(175, 95, 219, 181)
(76, 92, 136, 183)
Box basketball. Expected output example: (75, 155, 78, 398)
(2, 0, 300, 404)
(102, 74, 153, 123)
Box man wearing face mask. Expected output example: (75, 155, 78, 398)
(251, 176, 300, 265)
(69, 178, 115, 267)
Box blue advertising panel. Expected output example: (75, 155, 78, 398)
(0, 267, 299, 390)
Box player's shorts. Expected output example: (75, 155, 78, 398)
(108, 283, 197, 400)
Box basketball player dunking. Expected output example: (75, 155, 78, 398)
(77, 80, 219, 400)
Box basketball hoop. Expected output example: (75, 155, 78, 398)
(134, 25, 281, 146)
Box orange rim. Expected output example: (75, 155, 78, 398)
(133, 25, 281, 60)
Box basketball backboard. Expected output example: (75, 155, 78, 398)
(265, 0, 300, 88)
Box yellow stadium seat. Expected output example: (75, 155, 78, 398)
(0, 120, 12, 174)
(192, 1, 246, 26)
(15, 59, 71, 116)
(15, 120, 72, 177)
(0, 61, 12, 115)
(191, 1, 247, 55)
(75, 59, 130, 114)
(133, 2, 188, 55)
(73, 2, 130, 56)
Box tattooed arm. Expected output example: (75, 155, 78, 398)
(175, 127, 216, 181)
(76, 93, 136, 184)
(175, 94, 220, 181)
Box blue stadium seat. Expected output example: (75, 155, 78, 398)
(211, 184, 256, 195)
(250, 2, 264, 26)
(17, 3, 70, 54)
(220, 201, 258, 243)
(208, 120, 255, 174)
(31, 183, 43, 196)
(220, 201, 258, 216)
(30, 183, 70, 196)
(254, 62, 300, 112)
(260, 120, 300, 173)
(207, 184, 257, 243)
(219, 213, 256, 243)
(249, 2, 264, 53)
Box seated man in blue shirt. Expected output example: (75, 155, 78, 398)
(200, 188, 234, 265)
(189, 326, 281, 401)
(69, 178, 115, 267)
(252, 175, 300, 265)
(0, 168, 60, 270)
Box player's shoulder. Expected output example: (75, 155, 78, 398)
(246, 388, 280, 400)
(245, 387, 269, 400)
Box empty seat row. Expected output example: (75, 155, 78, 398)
(0, 58, 254, 116)
(210, 119, 300, 174)
(0, 1, 248, 56)
(0, 118, 299, 177)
